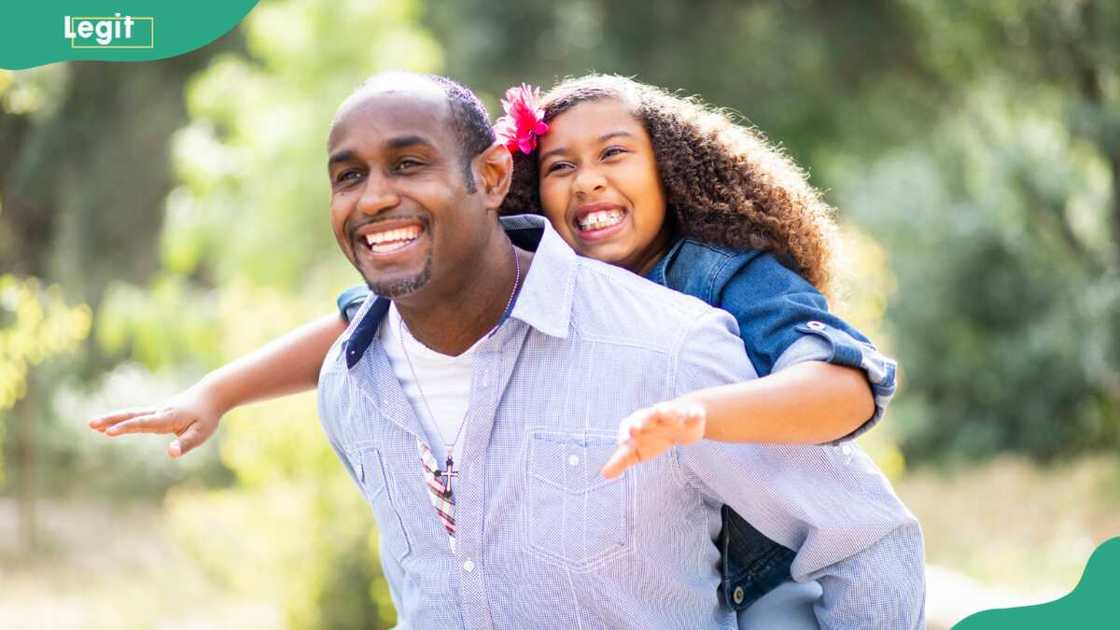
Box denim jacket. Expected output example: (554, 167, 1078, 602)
(335, 238, 897, 612)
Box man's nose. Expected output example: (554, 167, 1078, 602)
(356, 174, 400, 215)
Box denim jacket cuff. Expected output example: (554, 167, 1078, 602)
(775, 322, 898, 443)
(336, 285, 369, 324)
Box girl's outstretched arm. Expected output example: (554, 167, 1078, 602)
(601, 361, 873, 478)
(88, 313, 347, 458)
(692, 360, 873, 443)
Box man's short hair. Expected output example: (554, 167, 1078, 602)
(423, 74, 495, 191)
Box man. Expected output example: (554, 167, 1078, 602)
(318, 71, 924, 629)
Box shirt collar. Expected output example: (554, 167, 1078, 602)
(342, 214, 575, 369)
(506, 214, 575, 340)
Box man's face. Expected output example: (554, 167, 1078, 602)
(327, 87, 486, 299)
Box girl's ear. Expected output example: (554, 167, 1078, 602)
(476, 142, 514, 211)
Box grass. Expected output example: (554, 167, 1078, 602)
(896, 454, 1120, 594)
(0, 498, 281, 630)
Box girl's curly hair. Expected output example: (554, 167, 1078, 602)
(500, 74, 839, 295)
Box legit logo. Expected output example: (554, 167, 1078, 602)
(64, 14, 154, 48)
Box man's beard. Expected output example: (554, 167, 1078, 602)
(367, 254, 433, 298)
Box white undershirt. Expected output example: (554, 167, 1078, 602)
(379, 304, 478, 464)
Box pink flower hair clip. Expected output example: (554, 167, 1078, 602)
(493, 83, 550, 155)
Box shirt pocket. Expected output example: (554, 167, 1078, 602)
(523, 429, 634, 572)
(345, 445, 413, 565)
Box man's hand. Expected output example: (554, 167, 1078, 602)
(87, 383, 226, 459)
(601, 398, 707, 479)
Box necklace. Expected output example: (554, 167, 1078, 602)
(398, 240, 522, 495)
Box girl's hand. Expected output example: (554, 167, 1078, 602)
(87, 383, 226, 459)
(601, 398, 706, 479)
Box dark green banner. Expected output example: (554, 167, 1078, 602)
(955, 537, 1119, 629)
(1, 2, 260, 70)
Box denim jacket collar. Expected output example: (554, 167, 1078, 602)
(644, 238, 685, 287)
(645, 237, 746, 304)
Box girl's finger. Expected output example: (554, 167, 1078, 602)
(87, 407, 156, 430)
(601, 442, 639, 479)
(618, 408, 654, 442)
(104, 410, 178, 436)
(169, 422, 203, 459)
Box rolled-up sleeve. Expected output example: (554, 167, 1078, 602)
(671, 310, 925, 630)
(721, 254, 898, 441)
(772, 320, 898, 442)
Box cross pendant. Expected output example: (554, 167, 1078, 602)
(440, 456, 459, 497)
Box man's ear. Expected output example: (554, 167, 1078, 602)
(475, 142, 514, 211)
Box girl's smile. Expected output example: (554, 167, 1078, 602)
(573, 201, 628, 241)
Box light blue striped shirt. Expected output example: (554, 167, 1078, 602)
(317, 215, 925, 629)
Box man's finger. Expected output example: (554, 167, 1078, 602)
(601, 442, 639, 479)
(87, 408, 156, 431)
(169, 422, 204, 459)
(104, 410, 178, 436)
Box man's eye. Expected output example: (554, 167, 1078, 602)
(395, 158, 424, 171)
(335, 169, 361, 184)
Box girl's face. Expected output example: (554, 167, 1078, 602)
(537, 99, 672, 275)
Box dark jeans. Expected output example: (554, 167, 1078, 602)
(720, 505, 797, 611)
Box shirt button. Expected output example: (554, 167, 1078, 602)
(462, 559, 475, 572)
(807, 320, 826, 331)
(567, 454, 580, 466)
(732, 585, 745, 605)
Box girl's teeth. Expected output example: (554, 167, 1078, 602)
(578, 210, 624, 230)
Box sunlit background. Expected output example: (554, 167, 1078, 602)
(2, 1, 1118, 628)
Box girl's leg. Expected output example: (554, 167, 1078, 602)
(737, 580, 822, 630)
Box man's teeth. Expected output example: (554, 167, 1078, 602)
(365, 225, 422, 253)
(577, 209, 624, 231)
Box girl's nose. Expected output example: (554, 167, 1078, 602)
(573, 168, 608, 196)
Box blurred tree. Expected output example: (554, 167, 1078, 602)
(837, 88, 1120, 460)
(0, 275, 90, 550)
(0, 37, 237, 550)
(425, 0, 936, 167)
(832, 0, 1120, 461)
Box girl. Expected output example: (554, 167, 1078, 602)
(90, 75, 896, 628)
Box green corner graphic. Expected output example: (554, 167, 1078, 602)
(2, 3, 260, 70)
(954, 537, 1120, 629)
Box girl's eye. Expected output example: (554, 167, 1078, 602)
(602, 146, 628, 159)
(545, 161, 573, 175)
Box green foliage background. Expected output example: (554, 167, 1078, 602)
(1, 0, 1117, 627)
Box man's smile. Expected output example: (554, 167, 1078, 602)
(352, 217, 429, 259)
